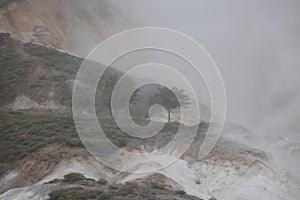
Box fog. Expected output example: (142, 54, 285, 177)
(101, 0, 300, 142)
(65, 0, 300, 191)
(87, 1, 300, 189)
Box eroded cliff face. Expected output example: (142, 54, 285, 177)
(0, 0, 124, 56)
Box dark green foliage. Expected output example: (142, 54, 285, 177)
(0, 112, 82, 175)
(149, 86, 191, 122)
(45, 173, 96, 184)
(52, 75, 66, 82)
(63, 173, 87, 182)
(99, 119, 131, 148)
(23, 43, 82, 75)
(109, 184, 119, 190)
(48, 182, 136, 200)
(47, 177, 200, 199)
(0, 111, 145, 175)
(48, 187, 102, 200)
(0, 34, 82, 106)
(96, 74, 139, 117)
(117, 183, 135, 196)
(0, 35, 31, 105)
(98, 191, 113, 199)
(0, 0, 21, 8)
(97, 178, 108, 185)
(65, 138, 82, 147)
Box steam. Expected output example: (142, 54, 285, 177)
(99, 0, 300, 191)
(102, 0, 300, 139)
(68, 0, 300, 195)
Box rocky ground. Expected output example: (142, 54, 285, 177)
(0, 0, 124, 56)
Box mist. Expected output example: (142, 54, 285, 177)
(88, 0, 300, 189)
(0, 1, 299, 199)
(56, 0, 300, 193)
(100, 0, 300, 141)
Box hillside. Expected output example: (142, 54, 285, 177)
(0, 0, 123, 55)
(0, 32, 81, 114)
(0, 1, 298, 198)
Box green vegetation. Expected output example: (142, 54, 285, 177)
(23, 43, 82, 106)
(63, 173, 87, 182)
(117, 182, 135, 196)
(45, 173, 100, 184)
(109, 184, 119, 190)
(0, 0, 21, 8)
(98, 119, 131, 148)
(46, 173, 198, 200)
(149, 86, 191, 122)
(0, 112, 81, 175)
(96, 74, 139, 117)
(0, 34, 82, 107)
(23, 43, 82, 76)
(0, 34, 31, 105)
(48, 181, 136, 200)
(0, 111, 145, 175)
(52, 75, 67, 82)
(48, 187, 103, 200)
(97, 178, 108, 185)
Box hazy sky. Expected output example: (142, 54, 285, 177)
(103, 0, 300, 141)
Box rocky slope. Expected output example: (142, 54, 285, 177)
(0, 0, 124, 56)
(0, 32, 81, 114)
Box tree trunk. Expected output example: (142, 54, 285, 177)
(168, 109, 171, 123)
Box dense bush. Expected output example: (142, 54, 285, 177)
(48, 187, 102, 200)
(0, 111, 142, 175)
(97, 178, 108, 185)
(0, 112, 82, 175)
(63, 173, 87, 182)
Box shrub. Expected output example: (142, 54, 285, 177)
(97, 178, 108, 185)
(65, 138, 83, 147)
(52, 75, 66, 82)
(109, 184, 119, 190)
(63, 173, 86, 183)
(99, 191, 113, 199)
(48, 187, 102, 200)
(117, 183, 134, 195)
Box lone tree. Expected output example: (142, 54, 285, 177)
(149, 86, 191, 123)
